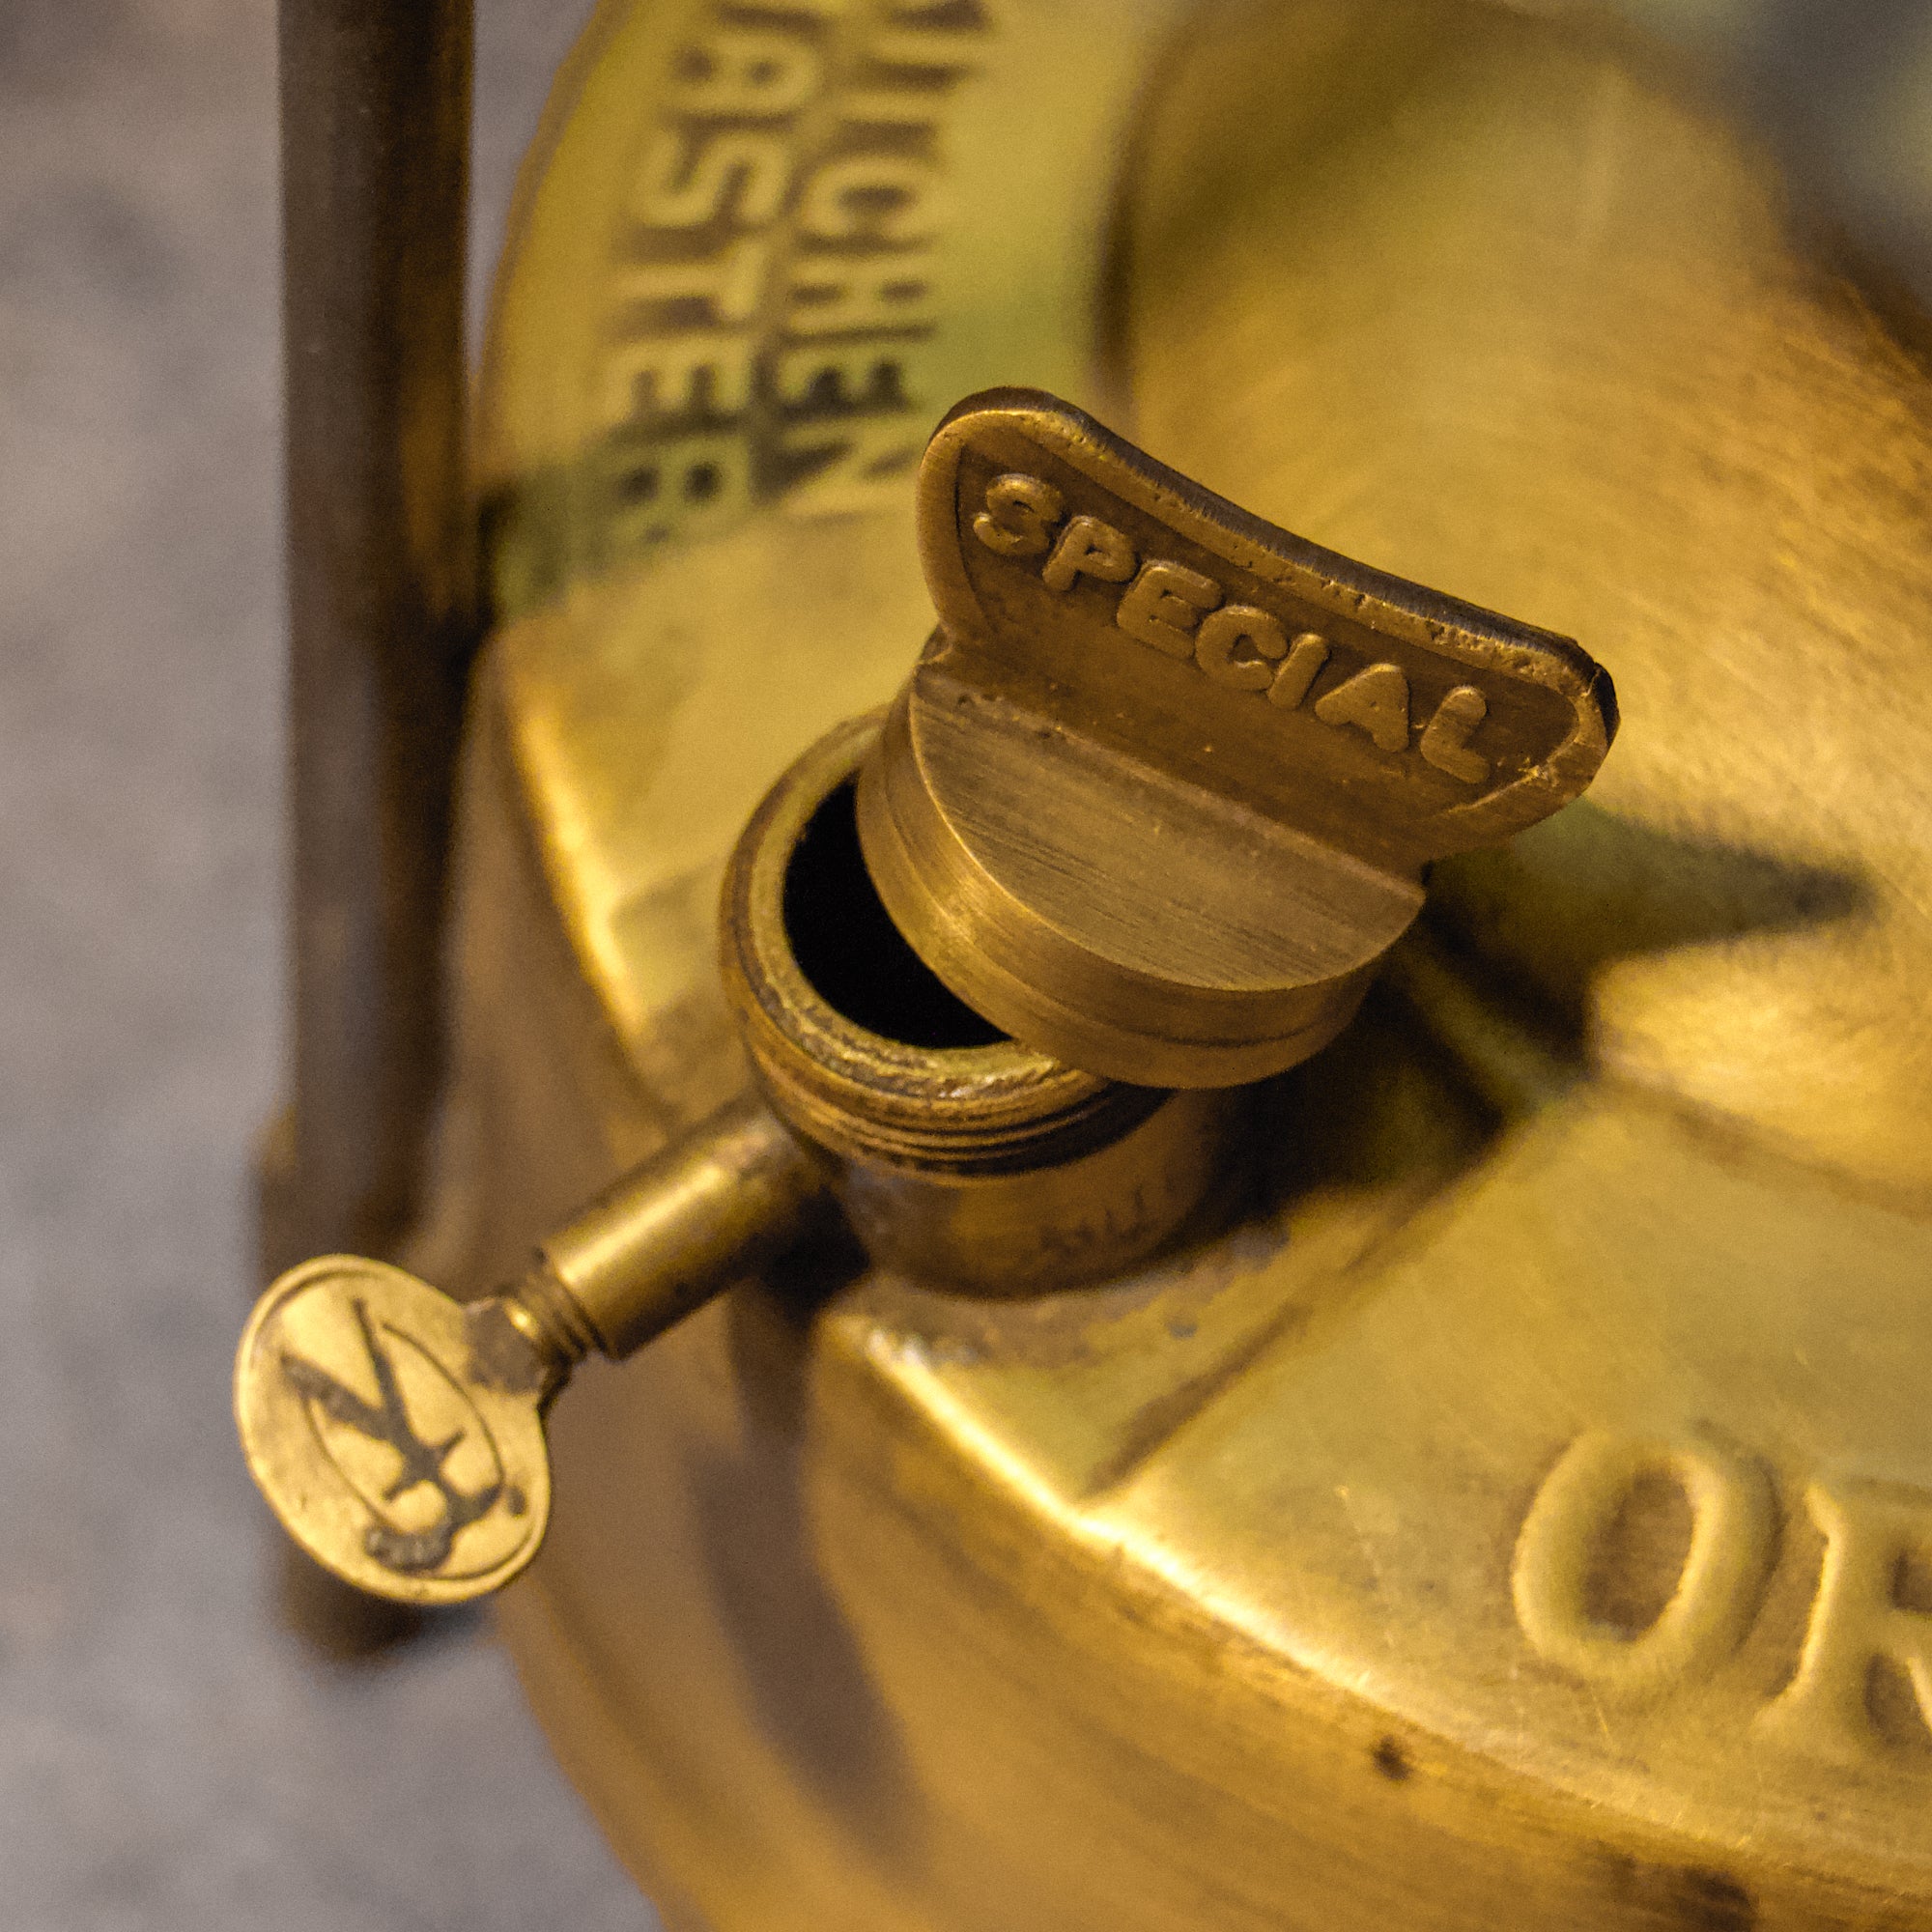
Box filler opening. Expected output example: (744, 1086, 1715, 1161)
(782, 781, 1007, 1051)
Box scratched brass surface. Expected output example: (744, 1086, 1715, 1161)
(414, 0, 1932, 1926)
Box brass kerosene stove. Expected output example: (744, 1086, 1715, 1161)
(242, 1, 1932, 1926)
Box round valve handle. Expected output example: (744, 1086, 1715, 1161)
(234, 1095, 823, 1605)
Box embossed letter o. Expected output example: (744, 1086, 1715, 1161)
(1512, 1429, 1775, 1696)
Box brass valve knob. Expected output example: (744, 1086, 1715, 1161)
(235, 1095, 823, 1605)
(236, 389, 1616, 1606)
(858, 390, 1618, 1085)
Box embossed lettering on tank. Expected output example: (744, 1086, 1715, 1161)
(1515, 1429, 1932, 1767)
(603, 7, 984, 515)
(488, 2, 993, 615)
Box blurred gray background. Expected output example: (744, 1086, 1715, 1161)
(0, 2, 1926, 1928)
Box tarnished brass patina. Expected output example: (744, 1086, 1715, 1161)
(252, 0, 1932, 1925)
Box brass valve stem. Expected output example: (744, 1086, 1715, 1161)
(472, 1094, 826, 1400)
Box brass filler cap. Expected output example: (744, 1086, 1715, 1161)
(857, 389, 1617, 1087)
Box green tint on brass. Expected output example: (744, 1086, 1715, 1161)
(858, 390, 1616, 1085)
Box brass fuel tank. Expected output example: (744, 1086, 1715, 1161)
(298, 0, 1932, 1926)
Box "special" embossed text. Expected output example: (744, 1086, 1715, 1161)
(971, 469, 1494, 783)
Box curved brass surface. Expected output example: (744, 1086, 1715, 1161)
(412, 1, 1932, 1927)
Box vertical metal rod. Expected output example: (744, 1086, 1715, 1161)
(266, 0, 476, 1271)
